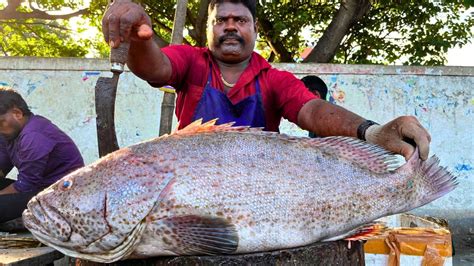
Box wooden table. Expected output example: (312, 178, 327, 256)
(75, 240, 364, 266)
(0, 247, 63, 266)
(0, 232, 64, 266)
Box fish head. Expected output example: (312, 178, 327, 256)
(22, 148, 175, 262)
(23, 166, 108, 248)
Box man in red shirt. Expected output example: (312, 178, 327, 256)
(102, 0, 430, 161)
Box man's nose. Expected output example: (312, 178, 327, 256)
(224, 19, 238, 32)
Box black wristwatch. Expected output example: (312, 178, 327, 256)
(357, 120, 379, 141)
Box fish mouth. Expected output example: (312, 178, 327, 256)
(23, 193, 126, 259)
(23, 196, 72, 244)
(22, 208, 46, 235)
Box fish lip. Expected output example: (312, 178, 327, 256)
(28, 223, 65, 247)
(25, 197, 72, 242)
(25, 207, 87, 251)
(28, 192, 112, 252)
(22, 209, 44, 235)
(23, 198, 50, 236)
(23, 209, 71, 249)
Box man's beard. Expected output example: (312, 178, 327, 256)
(1, 125, 21, 142)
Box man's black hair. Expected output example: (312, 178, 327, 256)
(0, 87, 32, 116)
(301, 75, 328, 100)
(209, 0, 257, 22)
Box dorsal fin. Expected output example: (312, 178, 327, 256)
(166, 120, 401, 174)
(307, 137, 403, 174)
(170, 119, 253, 136)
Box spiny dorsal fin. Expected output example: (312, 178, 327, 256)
(170, 119, 253, 136)
(307, 137, 403, 174)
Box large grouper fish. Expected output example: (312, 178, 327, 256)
(23, 119, 457, 263)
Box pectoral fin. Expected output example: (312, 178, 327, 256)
(155, 215, 239, 255)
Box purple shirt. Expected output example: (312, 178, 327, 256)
(1, 115, 84, 192)
(0, 137, 13, 177)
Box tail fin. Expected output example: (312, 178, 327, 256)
(398, 148, 458, 209)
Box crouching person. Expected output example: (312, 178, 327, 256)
(0, 87, 84, 223)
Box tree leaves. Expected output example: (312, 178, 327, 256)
(0, 0, 99, 57)
(334, 1, 474, 65)
(0, 0, 472, 65)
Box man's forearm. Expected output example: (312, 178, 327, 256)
(0, 183, 18, 195)
(297, 99, 366, 138)
(127, 39, 172, 84)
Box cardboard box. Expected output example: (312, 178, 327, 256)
(364, 214, 453, 266)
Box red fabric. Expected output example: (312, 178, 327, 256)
(152, 45, 317, 131)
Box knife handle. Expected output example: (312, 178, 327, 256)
(109, 0, 132, 73)
(110, 42, 130, 74)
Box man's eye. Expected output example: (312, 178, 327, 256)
(238, 18, 246, 23)
(216, 18, 224, 23)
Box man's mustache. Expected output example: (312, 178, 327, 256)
(219, 33, 244, 44)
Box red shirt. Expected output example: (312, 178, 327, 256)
(151, 45, 316, 132)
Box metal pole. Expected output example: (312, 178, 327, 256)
(159, 0, 189, 136)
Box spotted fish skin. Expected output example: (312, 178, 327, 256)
(22, 120, 457, 263)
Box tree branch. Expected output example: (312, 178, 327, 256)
(0, 6, 89, 20)
(1, 20, 70, 31)
(150, 18, 191, 47)
(195, 0, 209, 46)
(258, 16, 294, 62)
(152, 18, 173, 34)
(187, 0, 209, 46)
(1, 0, 22, 18)
(303, 0, 371, 63)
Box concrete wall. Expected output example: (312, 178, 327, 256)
(0, 57, 472, 252)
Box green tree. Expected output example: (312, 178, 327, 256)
(327, 1, 474, 65)
(0, 0, 108, 57)
(0, 0, 472, 66)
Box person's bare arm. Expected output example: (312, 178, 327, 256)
(297, 99, 365, 138)
(0, 183, 18, 195)
(297, 99, 431, 160)
(102, 1, 172, 84)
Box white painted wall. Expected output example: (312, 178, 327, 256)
(0, 57, 176, 166)
(0, 57, 472, 250)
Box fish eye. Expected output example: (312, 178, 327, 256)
(60, 180, 73, 190)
